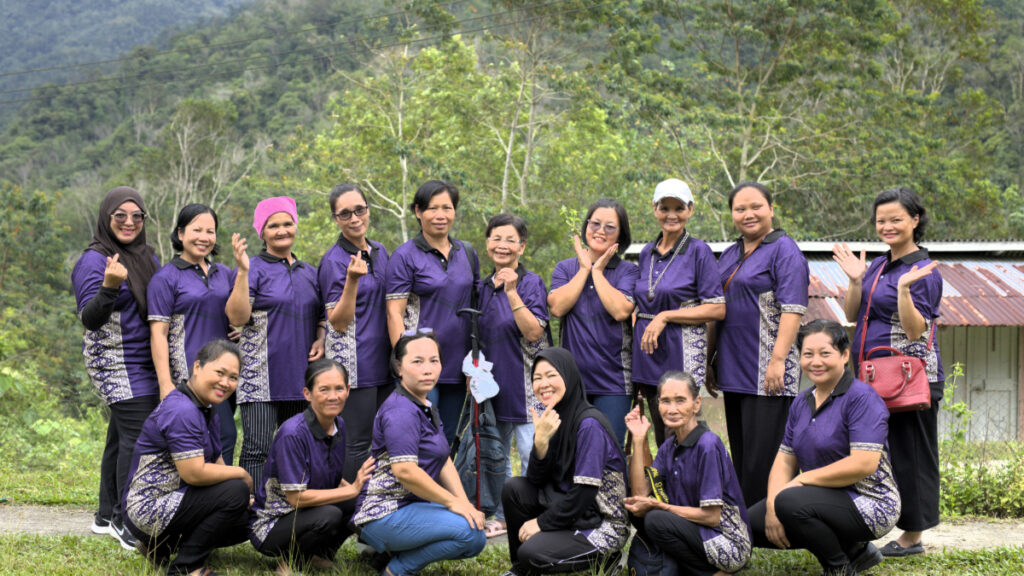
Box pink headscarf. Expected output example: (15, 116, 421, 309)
(253, 196, 298, 238)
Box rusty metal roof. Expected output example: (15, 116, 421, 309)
(807, 257, 1024, 327)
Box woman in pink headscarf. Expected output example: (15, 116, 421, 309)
(226, 196, 327, 490)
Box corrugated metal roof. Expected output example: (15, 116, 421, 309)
(806, 257, 1024, 326)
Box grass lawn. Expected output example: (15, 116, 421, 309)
(0, 534, 1021, 576)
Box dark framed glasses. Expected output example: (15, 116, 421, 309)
(334, 205, 368, 221)
(111, 211, 146, 225)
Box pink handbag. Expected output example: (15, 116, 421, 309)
(857, 267, 934, 412)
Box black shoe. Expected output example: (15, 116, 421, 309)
(110, 521, 138, 551)
(90, 514, 112, 536)
(849, 542, 883, 573)
(879, 540, 924, 557)
(821, 565, 856, 576)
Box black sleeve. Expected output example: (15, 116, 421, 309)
(526, 449, 553, 486)
(80, 286, 120, 331)
(536, 483, 600, 531)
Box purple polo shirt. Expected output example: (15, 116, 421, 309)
(651, 423, 751, 573)
(714, 230, 808, 396)
(851, 249, 944, 399)
(478, 266, 549, 423)
(781, 371, 901, 537)
(147, 257, 234, 384)
(559, 418, 629, 552)
(550, 256, 639, 396)
(250, 408, 347, 547)
(237, 250, 323, 403)
(633, 233, 724, 388)
(385, 234, 479, 385)
(318, 237, 391, 389)
(352, 387, 449, 525)
(123, 384, 222, 537)
(72, 249, 159, 404)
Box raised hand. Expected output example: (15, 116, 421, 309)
(232, 233, 250, 272)
(573, 235, 593, 271)
(624, 404, 650, 439)
(102, 253, 128, 288)
(347, 251, 368, 280)
(531, 405, 562, 446)
(592, 243, 619, 272)
(832, 243, 866, 282)
(494, 267, 519, 294)
(897, 261, 938, 291)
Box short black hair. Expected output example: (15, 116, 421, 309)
(485, 213, 528, 242)
(329, 184, 367, 214)
(411, 180, 459, 215)
(304, 357, 348, 391)
(657, 370, 701, 416)
(195, 339, 240, 368)
(728, 181, 773, 209)
(797, 319, 851, 354)
(171, 204, 220, 256)
(872, 186, 929, 244)
(580, 198, 631, 255)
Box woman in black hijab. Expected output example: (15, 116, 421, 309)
(71, 186, 160, 550)
(500, 347, 629, 575)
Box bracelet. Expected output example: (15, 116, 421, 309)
(510, 304, 526, 313)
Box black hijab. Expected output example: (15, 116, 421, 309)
(87, 186, 159, 317)
(533, 347, 622, 486)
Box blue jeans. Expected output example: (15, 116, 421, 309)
(494, 421, 534, 522)
(359, 502, 486, 575)
(588, 394, 631, 448)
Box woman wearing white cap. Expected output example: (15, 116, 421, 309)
(632, 179, 725, 446)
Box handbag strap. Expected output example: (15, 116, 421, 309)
(858, 263, 938, 367)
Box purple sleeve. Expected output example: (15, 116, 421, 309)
(162, 405, 211, 461)
(521, 274, 549, 325)
(549, 260, 571, 291)
(780, 397, 800, 453)
(247, 260, 262, 301)
(696, 439, 727, 507)
(147, 268, 175, 322)
(696, 244, 725, 303)
(385, 247, 414, 298)
(381, 404, 422, 462)
(271, 430, 312, 489)
(771, 240, 809, 309)
(573, 418, 612, 485)
(847, 387, 889, 450)
(907, 263, 942, 322)
(318, 249, 349, 306)
(614, 261, 639, 302)
(72, 251, 106, 312)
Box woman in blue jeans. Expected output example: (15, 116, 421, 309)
(352, 330, 486, 576)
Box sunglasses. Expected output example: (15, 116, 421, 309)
(401, 327, 434, 337)
(111, 211, 146, 225)
(585, 219, 618, 236)
(334, 205, 368, 221)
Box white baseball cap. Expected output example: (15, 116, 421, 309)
(652, 178, 694, 206)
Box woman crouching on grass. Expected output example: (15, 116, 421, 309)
(249, 358, 374, 575)
(624, 371, 750, 575)
(123, 339, 252, 576)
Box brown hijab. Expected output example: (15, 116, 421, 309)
(87, 186, 159, 317)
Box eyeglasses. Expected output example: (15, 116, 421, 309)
(111, 211, 146, 225)
(333, 205, 368, 221)
(401, 327, 434, 337)
(585, 219, 618, 236)
(487, 236, 523, 245)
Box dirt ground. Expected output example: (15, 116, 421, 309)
(1, 504, 1022, 552)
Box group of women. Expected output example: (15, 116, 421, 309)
(73, 177, 943, 576)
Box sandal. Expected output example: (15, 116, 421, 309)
(484, 519, 508, 538)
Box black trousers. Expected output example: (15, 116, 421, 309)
(723, 392, 793, 506)
(502, 477, 610, 574)
(341, 383, 394, 482)
(749, 486, 874, 571)
(630, 511, 718, 576)
(128, 478, 250, 576)
(98, 395, 159, 524)
(889, 401, 940, 532)
(239, 400, 308, 491)
(258, 500, 356, 564)
(637, 385, 669, 447)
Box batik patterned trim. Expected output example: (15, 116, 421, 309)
(125, 452, 184, 538)
(703, 502, 752, 573)
(680, 300, 709, 389)
(167, 314, 188, 384)
(619, 321, 634, 396)
(889, 315, 940, 383)
(238, 310, 270, 402)
(251, 477, 299, 546)
(352, 451, 413, 526)
(851, 451, 901, 538)
(83, 311, 133, 405)
(584, 469, 628, 552)
(325, 301, 360, 388)
(756, 291, 801, 397)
